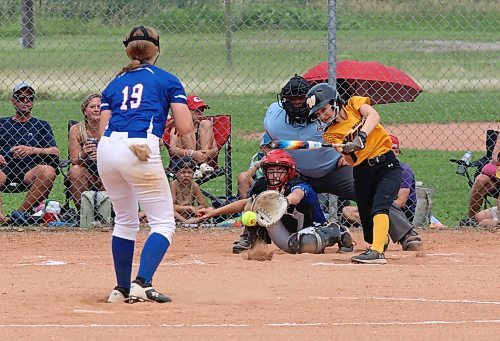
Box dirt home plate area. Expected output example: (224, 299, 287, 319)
(1, 228, 499, 340)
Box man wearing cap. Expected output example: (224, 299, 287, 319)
(168, 95, 217, 177)
(0, 82, 60, 225)
(342, 134, 417, 224)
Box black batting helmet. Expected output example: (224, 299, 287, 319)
(278, 75, 312, 126)
(305, 83, 341, 121)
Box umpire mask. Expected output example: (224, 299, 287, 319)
(278, 75, 311, 127)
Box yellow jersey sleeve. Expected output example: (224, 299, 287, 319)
(322, 96, 392, 166)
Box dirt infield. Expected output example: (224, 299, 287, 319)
(1, 228, 499, 340)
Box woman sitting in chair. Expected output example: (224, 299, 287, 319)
(168, 95, 218, 178)
(67, 94, 105, 210)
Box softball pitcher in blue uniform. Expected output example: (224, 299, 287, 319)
(98, 26, 193, 303)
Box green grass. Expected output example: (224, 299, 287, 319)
(0, 0, 498, 226)
(0, 97, 487, 227)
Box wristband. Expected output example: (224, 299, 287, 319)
(187, 149, 194, 157)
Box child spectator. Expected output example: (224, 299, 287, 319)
(170, 156, 208, 224)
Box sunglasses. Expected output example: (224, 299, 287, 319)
(13, 95, 35, 102)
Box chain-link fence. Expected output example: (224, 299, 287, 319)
(0, 0, 498, 228)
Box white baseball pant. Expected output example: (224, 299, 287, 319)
(97, 132, 175, 243)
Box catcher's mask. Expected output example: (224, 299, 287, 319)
(277, 75, 311, 127)
(261, 149, 296, 190)
(305, 83, 341, 126)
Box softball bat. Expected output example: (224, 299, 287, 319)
(269, 139, 344, 150)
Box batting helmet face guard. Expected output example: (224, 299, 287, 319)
(261, 149, 297, 190)
(278, 75, 312, 126)
(305, 83, 341, 123)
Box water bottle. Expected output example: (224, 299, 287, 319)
(456, 151, 472, 175)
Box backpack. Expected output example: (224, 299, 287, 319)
(80, 191, 113, 227)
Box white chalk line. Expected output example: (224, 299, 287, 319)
(314, 296, 500, 305)
(73, 309, 114, 314)
(1, 320, 499, 328)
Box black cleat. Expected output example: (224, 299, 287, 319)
(128, 279, 172, 303)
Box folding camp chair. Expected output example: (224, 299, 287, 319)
(449, 129, 499, 209)
(163, 114, 234, 201)
(61, 120, 100, 213)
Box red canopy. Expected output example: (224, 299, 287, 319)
(303, 60, 423, 104)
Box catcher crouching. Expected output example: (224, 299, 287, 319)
(198, 149, 353, 254)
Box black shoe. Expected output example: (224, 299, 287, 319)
(351, 248, 387, 264)
(459, 217, 479, 227)
(399, 229, 423, 251)
(232, 227, 251, 254)
(128, 278, 171, 303)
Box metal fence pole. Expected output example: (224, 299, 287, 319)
(327, 0, 337, 87)
(225, 0, 233, 67)
(21, 0, 35, 48)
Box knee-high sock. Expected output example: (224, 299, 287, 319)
(372, 213, 389, 253)
(137, 233, 170, 284)
(112, 236, 135, 291)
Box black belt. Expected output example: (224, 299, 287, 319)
(364, 151, 394, 167)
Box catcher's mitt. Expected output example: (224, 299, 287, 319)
(250, 190, 289, 228)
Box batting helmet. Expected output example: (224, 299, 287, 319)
(278, 75, 312, 126)
(261, 149, 296, 190)
(305, 83, 341, 121)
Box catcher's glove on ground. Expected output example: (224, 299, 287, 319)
(251, 190, 289, 228)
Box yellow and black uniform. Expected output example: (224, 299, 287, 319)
(323, 96, 401, 253)
(323, 96, 392, 166)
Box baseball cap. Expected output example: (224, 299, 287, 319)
(13, 81, 35, 95)
(389, 134, 401, 151)
(186, 95, 210, 111)
(260, 132, 272, 147)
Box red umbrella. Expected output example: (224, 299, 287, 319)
(303, 60, 423, 104)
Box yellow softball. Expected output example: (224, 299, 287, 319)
(241, 211, 257, 226)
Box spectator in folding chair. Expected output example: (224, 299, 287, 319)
(168, 95, 217, 178)
(67, 94, 105, 210)
(475, 195, 499, 228)
(0, 82, 59, 225)
(460, 134, 500, 227)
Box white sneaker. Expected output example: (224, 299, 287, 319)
(107, 286, 129, 303)
(199, 162, 214, 174)
(128, 279, 172, 303)
(193, 169, 204, 179)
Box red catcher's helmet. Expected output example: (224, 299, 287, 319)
(261, 149, 296, 190)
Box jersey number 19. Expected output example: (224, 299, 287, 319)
(120, 84, 144, 110)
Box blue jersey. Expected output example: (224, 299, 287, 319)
(101, 64, 187, 138)
(250, 177, 326, 228)
(290, 181, 327, 225)
(264, 102, 341, 178)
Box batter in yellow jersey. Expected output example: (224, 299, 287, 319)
(306, 83, 403, 264)
(322, 96, 392, 166)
